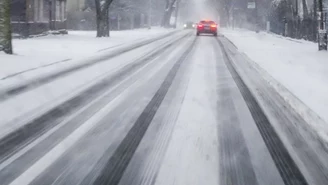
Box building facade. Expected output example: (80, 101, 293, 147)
(67, 0, 85, 11)
(11, 0, 67, 36)
(66, 0, 96, 30)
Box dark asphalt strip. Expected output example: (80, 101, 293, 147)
(217, 39, 308, 185)
(218, 94, 259, 185)
(0, 31, 180, 102)
(216, 61, 258, 185)
(0, 33, 190, 167)
(220, 37, 328, 185)
(79, 38, 197, 185)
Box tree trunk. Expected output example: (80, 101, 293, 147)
(162, 9, 174, 27)
(95, 0, 111, 37)
(105, 9, 109, 36)
(0, 0, 13, 54)
(174, 0, 180, 28)
(96, 14, 109, 37)
(301, 0, 308, 18)
(161, 0, 170, 27)
(161, 0, 176, 28)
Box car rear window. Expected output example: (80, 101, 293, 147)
(200, 21, 215, 25)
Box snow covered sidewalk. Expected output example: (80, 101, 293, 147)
(0, 28, 174, 80)
(221, 28, 328, 125)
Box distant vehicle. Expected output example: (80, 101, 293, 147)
(184, 21, 195, 29)
(196, 20, 218, 36)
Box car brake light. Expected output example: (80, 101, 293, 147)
(198, 24, 203, 27)
(211, 24, 217, 28)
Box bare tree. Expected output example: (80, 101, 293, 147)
(301, 0, 308, 18)
(95, 0, 115, 37)
(0, 0, 13, 54)
(161, 0, 177, 27)
(213, 0, 237, 26)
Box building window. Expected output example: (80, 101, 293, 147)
(33, 0, 45, 22)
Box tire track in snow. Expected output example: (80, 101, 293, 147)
(0, 32, 191, 180)
(0, 31, 180, 102)
(81, 36, 197, 185)
(215, 40, 258, 185)
(4, 32, 193, 185)
(153, 37, 219, 185)
(28, 40, 186, 185)
(219, 36, 328, 185)
(217, 38, 309, 185)
(117, 38, 195, 185)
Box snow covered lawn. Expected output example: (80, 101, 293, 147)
(222, 28, 328, 124)
(0, 28, 174, 80)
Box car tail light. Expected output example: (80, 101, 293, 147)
(198, 24, 203, 28)
(211, 24, 217, 28)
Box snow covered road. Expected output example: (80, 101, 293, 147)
(0, 33, 328, 185)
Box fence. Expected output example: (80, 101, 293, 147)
(269, 12, 328, 42)
(270, 18, 317, 41)
(67, 11, 147, 31)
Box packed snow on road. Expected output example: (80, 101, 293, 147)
(1, 0, 328, 185)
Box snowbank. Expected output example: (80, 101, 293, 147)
(222, 28, 328, 124)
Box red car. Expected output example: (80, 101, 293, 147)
(196, 20, 218, 36)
